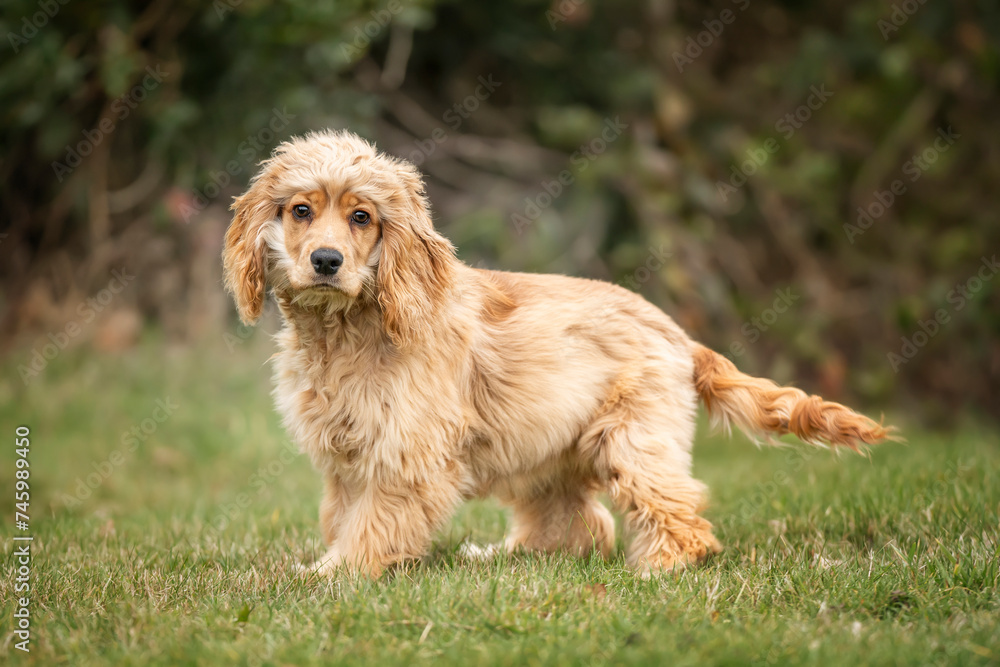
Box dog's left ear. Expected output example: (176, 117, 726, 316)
(377, 161, 456, 347)
(223, 177, 278, 325)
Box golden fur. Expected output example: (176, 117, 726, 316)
(222, 130, 893, 577)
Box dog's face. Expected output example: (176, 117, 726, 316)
(223, 130, 456, 346)
(278, 188, 382, 302)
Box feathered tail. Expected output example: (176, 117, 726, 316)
(692, 344, 894, 450)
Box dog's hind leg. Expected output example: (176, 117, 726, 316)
(505, 484, 615, 558)
(582, 369, 721, 576)
(606, 460, 721, 576)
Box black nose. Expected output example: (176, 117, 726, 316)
(310, 248, 344, 275)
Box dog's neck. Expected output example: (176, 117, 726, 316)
(274, 289, 392, 356)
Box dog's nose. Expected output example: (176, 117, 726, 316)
(310, 248, 344, 275)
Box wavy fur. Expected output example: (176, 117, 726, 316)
(692, 345, 893, 449)
(222, 129, 896, 578)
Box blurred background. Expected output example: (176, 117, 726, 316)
(2, 0, 999, 425)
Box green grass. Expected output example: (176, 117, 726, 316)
(2, 333, 998, 666)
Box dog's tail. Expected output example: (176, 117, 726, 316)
(692, 344, 894, 450)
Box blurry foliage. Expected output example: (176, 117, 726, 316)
(1, 0, 998, 423)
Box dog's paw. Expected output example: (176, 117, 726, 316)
(298, 548, 345, 577)
(457, 541, 501, 561)
(296, 560, 331, 578)
(295, 561, 319, 576)
(632, 535, 723, 578)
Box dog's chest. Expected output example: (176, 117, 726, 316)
(275, 349, 399, 449)
(272, 342, 464, 479)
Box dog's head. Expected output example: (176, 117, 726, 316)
(223, 130, 456, 346)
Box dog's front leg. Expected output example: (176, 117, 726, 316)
(310, 475, 462, 578)
(319, 474, 350, 547)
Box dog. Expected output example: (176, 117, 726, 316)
(222, 129, 892, 577)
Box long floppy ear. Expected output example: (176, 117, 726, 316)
(223, 180, 277, 325)
(377, 162, 457, 347)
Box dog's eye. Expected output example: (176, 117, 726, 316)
(351, 210, 370, 225)
(292, 204, 311, 219)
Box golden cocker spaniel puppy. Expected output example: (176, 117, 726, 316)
(223, 130, 891, 577)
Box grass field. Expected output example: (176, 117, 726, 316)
(2, 334, 998, 666)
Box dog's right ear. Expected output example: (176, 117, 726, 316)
(376, 161, 457, 348)
(223, 180, 276, 325)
